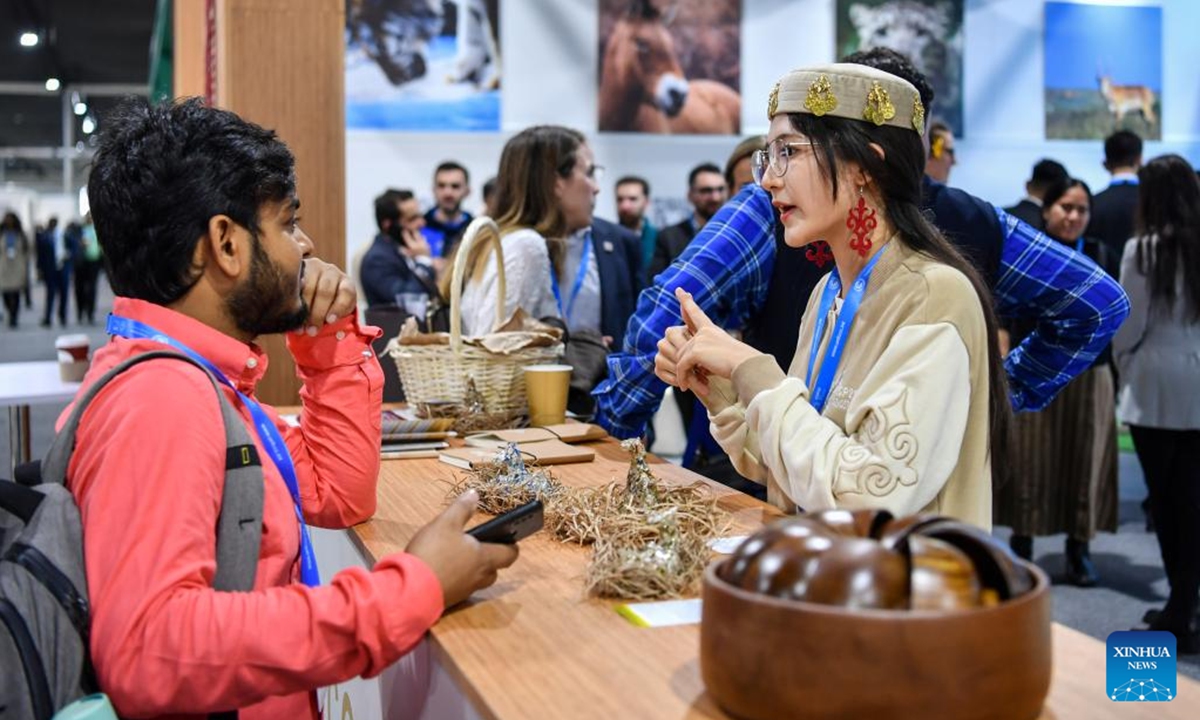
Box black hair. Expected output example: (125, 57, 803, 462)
(434, 161, 469, 184)
(798, 54, 1010, 487)
(615, 175, 650, 196)
(1, 211, 21, 233)
(374, 188, 415, 231)
(482, 176, 497, 202)
(1040, 177, 1092, 217)
(1104, 130, 1143, 168)
(840, 47, 935, 110)
(87, 97, 295, 305)
(1029, 159, 1068, 190)
(688, 163, 723, 189)
(1134, 154, 1200, 321)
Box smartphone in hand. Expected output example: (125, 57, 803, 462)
(467, 499, 544, 544)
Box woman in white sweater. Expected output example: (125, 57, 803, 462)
(447, 125, 600, 335)
(1114, 154, 1200, 653)
(655, 63, 1009, 529)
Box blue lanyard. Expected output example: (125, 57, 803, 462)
(1074, 238, 1085, 254)
(106, 315, 320, 587)
(1110, 178, 1139, 187)
(550, 235, 591, 321)
(805, 245, 889, 413)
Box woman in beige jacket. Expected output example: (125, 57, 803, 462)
(655, 64, 1008, 530)
(1, 211, 31, 328)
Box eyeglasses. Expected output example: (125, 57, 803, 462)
(751, 139, 818, 185)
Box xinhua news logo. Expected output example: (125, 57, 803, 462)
(1107, 630, 1176, 702)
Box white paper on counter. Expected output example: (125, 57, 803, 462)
(616, 598, 702, 627)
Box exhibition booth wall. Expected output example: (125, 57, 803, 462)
(344, 0, 1200, 267)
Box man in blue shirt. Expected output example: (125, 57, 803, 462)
(594, 49, 1130, 445)
(421, 161, 473, 259)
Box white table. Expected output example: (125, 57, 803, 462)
(0, 360, 81, 473)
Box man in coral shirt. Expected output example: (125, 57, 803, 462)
(61, 98, 518, 718)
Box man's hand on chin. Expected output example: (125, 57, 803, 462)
(300, 257, 357, 335)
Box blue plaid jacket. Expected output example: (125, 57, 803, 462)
(593, 184, 1130, 438)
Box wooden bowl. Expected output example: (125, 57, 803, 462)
(700, 557, 1052, 720)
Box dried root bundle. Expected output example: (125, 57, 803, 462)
(445, 438, 729, 600)
(446, 443, 566, 514)
(416, 377, 524, 433)
(575, 439, 729, 600)
(584, 511, 716, 601)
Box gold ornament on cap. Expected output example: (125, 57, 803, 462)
(911, 94, 926, 134)
(804, 75, 838, 117)
(767, 81, 780, 117)
(863, 81, 896, 126)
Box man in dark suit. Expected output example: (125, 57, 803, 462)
(1005, 159, 1069, 231)
(359, 189, 439, 309)
(648, 163, 727, 278)
(1086, 130, 1143, 277)
(591, 217, 643, 349)
(36, 216, 72, 327)
(560, 217, 643, 415)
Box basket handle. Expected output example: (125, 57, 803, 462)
(449, 216, 506, 353)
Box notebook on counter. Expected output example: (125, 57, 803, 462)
(439, 440, 596, 469)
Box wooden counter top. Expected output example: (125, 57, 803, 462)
(351, 438, 1200, 719)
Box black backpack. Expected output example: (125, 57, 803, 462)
(0, 351, 265, 719)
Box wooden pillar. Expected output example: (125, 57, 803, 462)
(171, 0, 207, 100)
(174, 0, 346, 405)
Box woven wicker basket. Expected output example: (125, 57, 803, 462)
(386, 217, 562, 415)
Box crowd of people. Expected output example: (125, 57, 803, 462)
(348, 48, 1195, 655)
(6, 41, 1196, 717)
(0, 212, 104, 328)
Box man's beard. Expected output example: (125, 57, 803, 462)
(226, 235, 309, 337)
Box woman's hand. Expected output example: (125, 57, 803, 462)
(655, 287, 763, 398)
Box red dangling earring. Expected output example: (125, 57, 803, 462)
(846, 187, 877, 258)
(806, 241, 833, 268)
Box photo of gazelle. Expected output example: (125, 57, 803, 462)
(1044, 2, 1162, 141)
(597, 0, 741, 135)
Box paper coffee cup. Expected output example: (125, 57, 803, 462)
(524, 364, 573, 426)
(52, 694, 119, 720)
(55, 333, 90, 383)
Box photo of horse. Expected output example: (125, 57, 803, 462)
(1044, 2, 1161, 141)
(597, 0, 741, 135)
(345, 0, 501, 131)
(836, 0, 963, 134)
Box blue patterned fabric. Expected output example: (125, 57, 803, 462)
(593, 185, 1130, 438)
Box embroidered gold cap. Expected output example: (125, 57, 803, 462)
(767, 63, 926, 136)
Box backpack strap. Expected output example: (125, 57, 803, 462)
(41, 350, 263, 593)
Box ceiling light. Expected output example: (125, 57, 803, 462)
(81, 115, 96, 135)
(19, 32, 39, 48)
(45, 77, 60, 92)
(74, 101, 87, 116)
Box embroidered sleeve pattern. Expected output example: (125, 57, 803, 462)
(718, 323, 971, 517)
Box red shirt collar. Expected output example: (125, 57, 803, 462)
(108, 297, 271, 388)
